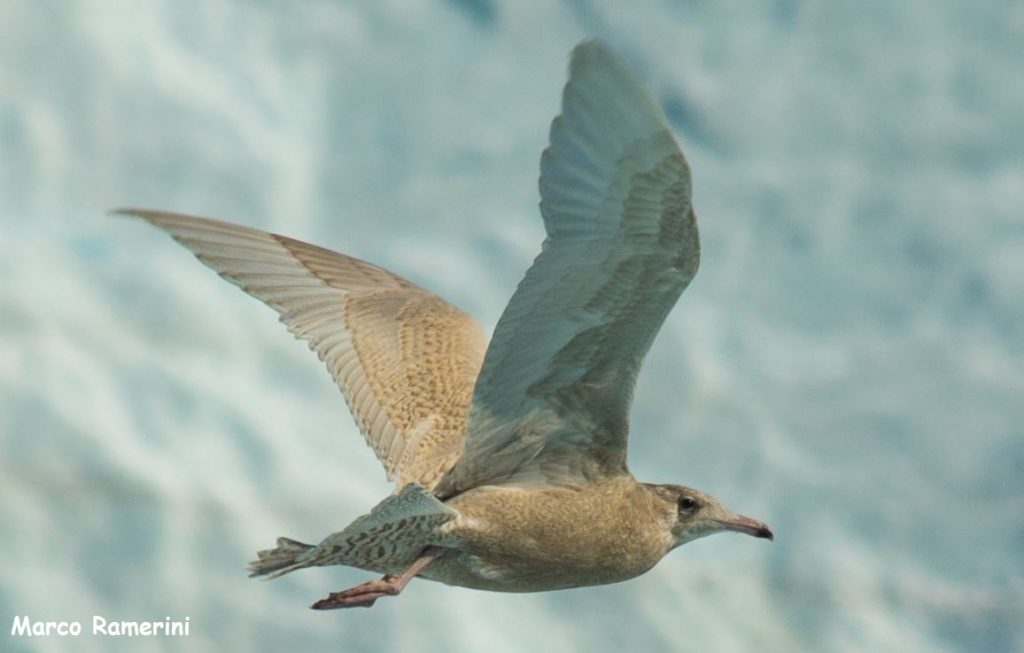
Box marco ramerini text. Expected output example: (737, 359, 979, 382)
(11, 615, 190, 637)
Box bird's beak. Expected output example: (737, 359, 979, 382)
(717, 513, 774, 541)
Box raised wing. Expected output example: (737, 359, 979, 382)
(117, 209, 486, 491)
(436, 41, 698, 496)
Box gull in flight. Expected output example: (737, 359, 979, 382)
(117, 39, 772, 610)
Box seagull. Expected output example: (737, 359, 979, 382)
(116, 39, 772, 610)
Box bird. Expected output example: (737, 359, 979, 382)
(116, 39, 772, 610)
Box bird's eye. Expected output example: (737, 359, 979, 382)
(677, 497, 699, 514)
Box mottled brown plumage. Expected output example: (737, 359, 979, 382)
(119, 39, 772, 611)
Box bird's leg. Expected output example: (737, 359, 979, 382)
(310, 546, 445, 610)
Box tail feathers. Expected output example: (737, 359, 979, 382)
(308, 484, 457, 572)
(247, 537, 315, 579)
(248, 486, 455, 580)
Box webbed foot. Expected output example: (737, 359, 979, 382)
(310, 546, 445, 610)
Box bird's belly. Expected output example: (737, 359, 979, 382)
(420, 547, 652, 592)
(423, 485, 668, 592)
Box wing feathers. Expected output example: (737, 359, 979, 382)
(116, 208, 486, 490)
(118, 41, 695, 498)
(437, 41, 698, 495)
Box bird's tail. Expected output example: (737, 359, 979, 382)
(248, 485, 456, 580)
(247, 537, 316, 579)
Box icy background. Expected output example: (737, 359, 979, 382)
(2, 1, 1022, 651)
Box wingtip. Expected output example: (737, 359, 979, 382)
(108, 207, 149, 220)
(569, 38, 614, 72)
(571, 37, 608, 54)
(108, 207, 191, 225)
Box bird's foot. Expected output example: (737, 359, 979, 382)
(311, 576, 402, 609)
(310, 546, 445, 610)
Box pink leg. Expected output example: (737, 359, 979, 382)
(311, 546, 444, 610)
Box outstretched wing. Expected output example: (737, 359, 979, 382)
(117, 209, 486, 491)
(437, 41, 698, 495)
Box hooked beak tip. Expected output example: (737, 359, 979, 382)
(721, 514, 774, 542)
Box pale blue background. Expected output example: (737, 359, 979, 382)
(1, 1, 1021, 651)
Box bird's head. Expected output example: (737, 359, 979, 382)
(646, 484, 773, 548)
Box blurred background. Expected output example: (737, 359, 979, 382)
(1, 1, 1021, 651)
